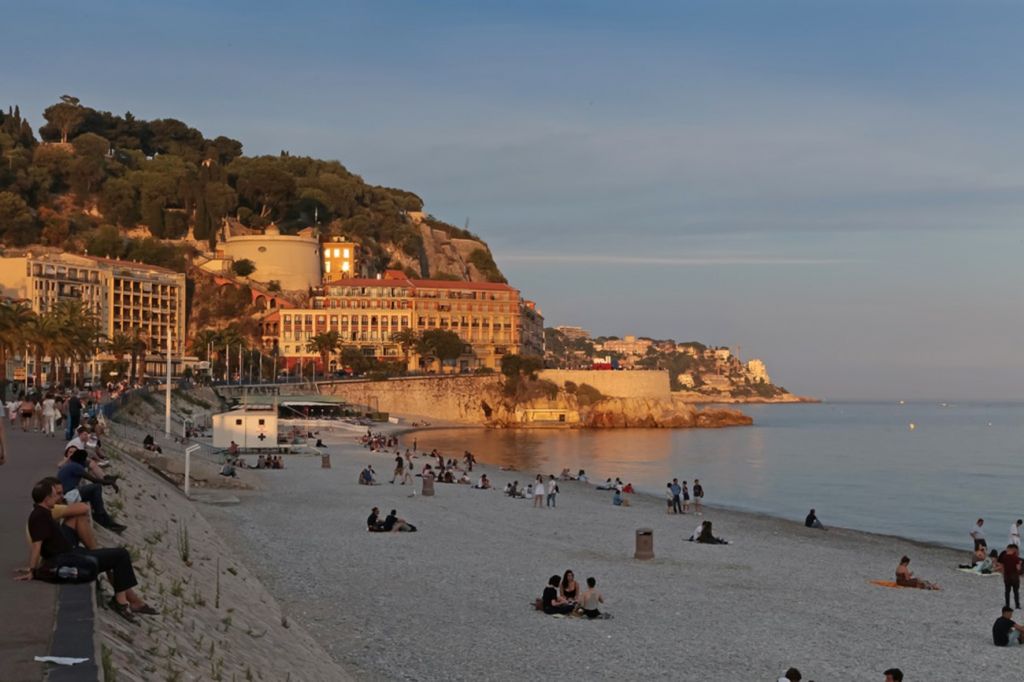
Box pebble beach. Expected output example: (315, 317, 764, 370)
(200, 426, 1023, 681)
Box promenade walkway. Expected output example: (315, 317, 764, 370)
(0, 422, 62, 681)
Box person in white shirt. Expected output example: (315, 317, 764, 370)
(532, 475, 545, 508)
(546, 476, 559, 508)
(42, 394, 57, 437)
(688, 520, 706, 542)
(971, 518, 987, 550)
(1011, 520, 1022, 548)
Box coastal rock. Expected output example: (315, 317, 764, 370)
(581, 396, 751, 429)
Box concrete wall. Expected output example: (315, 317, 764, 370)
(538, 370, 670, 399)
(319, 375, 502, 424)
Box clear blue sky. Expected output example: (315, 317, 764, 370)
(5, 1, 1023, 400)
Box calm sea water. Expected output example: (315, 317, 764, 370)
(413, 402, 1024, 549)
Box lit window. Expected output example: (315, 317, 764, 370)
(333, 248, 341, 258)
(341, 262, 350, 272)
(343, 248, 350, 258)
(325, 262, 331, 272)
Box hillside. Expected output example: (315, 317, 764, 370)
(0, 97, 506, 283)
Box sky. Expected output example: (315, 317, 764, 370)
(4, 0, 1023, 400)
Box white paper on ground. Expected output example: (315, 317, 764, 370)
(34, 656, 89, 665)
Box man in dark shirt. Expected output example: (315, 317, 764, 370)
(998, 545, 1022, 609)
(382, 509, 416, 533)
(993, 607, 1024, 646)
(65, 394, 81, 441)
(367, 507, 384, 532)
(58, 449, 125, 532)
(805, 509, 824, 529)
(17, 478, 154, 623)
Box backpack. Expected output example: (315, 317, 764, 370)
(33, 553, 100, 584)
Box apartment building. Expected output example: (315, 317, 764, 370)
(0, 252, 187, 357)
(260, 270, 539, 372)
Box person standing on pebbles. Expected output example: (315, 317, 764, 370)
(693, 479, 704, 515)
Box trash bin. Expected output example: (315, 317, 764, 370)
(321, 454, 331, 468)
(422, 475, 435, 497)
(635, 528, 654, 560)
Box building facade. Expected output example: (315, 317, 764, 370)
(260, 271, 539, 373)
(0, 252, 187, 368)
(321, 236, 358, 280)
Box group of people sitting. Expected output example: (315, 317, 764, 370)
(358, 465, 380, 485)
(13, 410, 155, 624)
(539, 570, 607, 619)
(366, 506, 417, 532)
(362, 431, 398, 451)
(688, 520, 729, 544)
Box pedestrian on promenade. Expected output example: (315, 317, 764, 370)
(693, 479, 704, 515)
(670, 478, 683, 514)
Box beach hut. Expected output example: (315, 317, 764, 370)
(212, 405, 278, 449)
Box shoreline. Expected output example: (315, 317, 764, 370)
(197, 417, 1017, 680)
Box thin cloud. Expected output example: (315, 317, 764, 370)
(500, 253, 858, 266)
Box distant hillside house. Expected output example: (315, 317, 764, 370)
(746, 358, 770, 384)
(554, 325, 590, 341)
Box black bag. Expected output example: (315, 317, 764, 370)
(33, 553, 100, 584)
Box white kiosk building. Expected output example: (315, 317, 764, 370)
(212, 406, 279, 449)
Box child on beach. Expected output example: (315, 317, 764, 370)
(693, 479, 704, 515)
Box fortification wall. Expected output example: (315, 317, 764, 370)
(538, 370, 670, 399)
(319, 375, 502, 424)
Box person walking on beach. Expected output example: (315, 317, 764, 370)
(546, 475, 558, 508)
(1011, 520, 1022, 548)
(971, 518, 987, 550)
(670, 478, 682, 514)
(692, 479, 704, 515)
(533, 475, 546, 508)
(998, 544, 1022, 609)
(391, 454, 404, 484)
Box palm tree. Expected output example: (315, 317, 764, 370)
(306, 331, 341, 375)
(391, 328, 420, 371)
(0, 300, 35, 387)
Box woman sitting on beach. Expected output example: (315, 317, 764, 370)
(560, 570, 579, 603)
(542, 575, 575, 615)
(895, 556, 939, 590)
(612, 490, 630, 507)
(695, 521, 729, 545)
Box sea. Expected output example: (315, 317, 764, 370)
(411, 401, 1024, 549)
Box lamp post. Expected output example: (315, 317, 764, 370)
(164, 330, 172, 436)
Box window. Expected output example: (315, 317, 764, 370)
(235, 419, 243, 426)
(343, 248, 350, 258)
(258, 419, 265, 425)
(341, 261, 350, 272)
(325, 262, 331, 273)
(333, 248, 341, 258)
